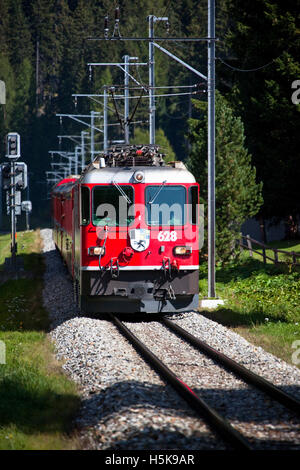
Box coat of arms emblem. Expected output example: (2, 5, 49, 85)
(129, 229, 150, 252)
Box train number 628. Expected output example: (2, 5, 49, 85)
(158, 231, 178, 242)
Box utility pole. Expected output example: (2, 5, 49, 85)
(90, 110, 95, 162)
(0, 80, 5, 230)
(81, 131, 88, 171)
(103, 87, 108, 151)
(36, 40, 40, 113)
(124, 55, 130, 144)
(207, 0, 216, 298)
(148, 15, 168, 145)
(148, 15, 155, 144)
(123, 55, 140, 144)
(75, 146, 80, 174)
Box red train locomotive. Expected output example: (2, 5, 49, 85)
(52, 145, 199, 314)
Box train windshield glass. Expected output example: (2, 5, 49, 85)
(92, 185, 134, 226)
(145, 185, 186, 226)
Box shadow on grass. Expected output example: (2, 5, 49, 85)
(0, 377, 79, 435)
(200, 306, 287, 328)
(199, 257, 298, 286)
(0, 252, 50, 332)
(0, 251, 44, 275)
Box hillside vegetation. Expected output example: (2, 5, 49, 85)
(0, 1, 299, 237)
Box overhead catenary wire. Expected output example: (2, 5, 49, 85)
(72, 91, 205, 100)
(216, 56, 276, 72)
(106, 83, 204, 90)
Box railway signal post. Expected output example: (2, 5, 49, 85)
(5, 132, 21, 272)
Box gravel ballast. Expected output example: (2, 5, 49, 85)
(41, 228, 300, 450)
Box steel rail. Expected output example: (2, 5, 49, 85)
(162, 317, 300, 415)
(110, 314, 251, 450)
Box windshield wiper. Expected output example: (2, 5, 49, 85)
(149, 180, 167, 205)
(112, 180, 132, 205)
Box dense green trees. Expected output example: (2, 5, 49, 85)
(221, 0, 300, 236)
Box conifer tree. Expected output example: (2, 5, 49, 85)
(187, 92, 263, 262)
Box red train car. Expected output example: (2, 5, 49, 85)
(52, 145, 200, 314)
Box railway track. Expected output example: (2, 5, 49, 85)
(42, 229, 300, 450)
(110, 314, 300, 451)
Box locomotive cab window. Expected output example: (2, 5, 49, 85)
(92, 185, 134, 226)
(145, 185, 186, 226)
(81, 186, 90, 225)
(189, 185, 199, 225)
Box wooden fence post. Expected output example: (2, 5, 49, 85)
(274, 249, 278, 264)
(246, 235, 253, 257)
(262, 245, 266, 264)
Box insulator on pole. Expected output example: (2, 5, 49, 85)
(104, 15, 109, 39)
(74, 96, 77, 108)
(166, 20, 170, 34)
(112, 6, 121, 37)
(89, 65, 92, 81)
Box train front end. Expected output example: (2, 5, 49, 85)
(74, 148, 200, 314)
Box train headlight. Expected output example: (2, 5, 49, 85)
(88, 246, 105, 256)
(133, 170, 144, 183)
(174, 246, 192, 255)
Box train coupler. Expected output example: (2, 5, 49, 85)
(154, 284, 176, 301)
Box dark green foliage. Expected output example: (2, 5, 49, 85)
(187, 92, 263, 261)
(222, 0, 300, 231)
(0, 0, 298, 230)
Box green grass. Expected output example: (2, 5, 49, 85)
(0, 230, 80, 450)
(0, 230, 42, 270)
(199, 242, 300, 367)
